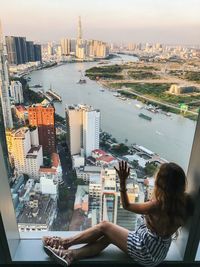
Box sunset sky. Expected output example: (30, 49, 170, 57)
(0, 0, 199, 44)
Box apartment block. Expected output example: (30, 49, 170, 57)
(28, 101, 56, 155)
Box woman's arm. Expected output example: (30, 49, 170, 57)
(120, 191, 157, 214)
(115, 161, 157, 214)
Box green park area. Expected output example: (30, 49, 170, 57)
(169, 70, 200, 83)
(110, 82, 200, 105)
(85, 65, 124, 80)
(127, 70, 160, 80)
(85, 64, 200, 120)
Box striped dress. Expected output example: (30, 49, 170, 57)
(127, 222, 172, 267)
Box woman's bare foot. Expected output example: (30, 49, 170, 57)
(42, 236, 71, 249)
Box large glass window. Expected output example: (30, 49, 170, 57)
(0, 0, 199, 245)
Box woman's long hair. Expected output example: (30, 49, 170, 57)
(153, 162, 190, 232)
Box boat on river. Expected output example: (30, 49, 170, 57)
(77, 70, 86, 84)
(113, 92, 121, 97)
(77, 78, 86, 84)
(138, 113, 152, 121)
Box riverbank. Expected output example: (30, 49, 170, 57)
(27, 55, 196, 169)
(85, 63, 199, 121)
(13, 77, 65, 124)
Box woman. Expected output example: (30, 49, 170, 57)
(43, 161, 193, 266)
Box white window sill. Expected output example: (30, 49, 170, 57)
(12, 231, 183, 264)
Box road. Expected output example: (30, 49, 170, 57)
(57, 143, 71, 186)
(108, 77, 200, 88)
(116, 88, 198, 115)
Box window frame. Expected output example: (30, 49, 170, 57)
(1, 113, 200, 264)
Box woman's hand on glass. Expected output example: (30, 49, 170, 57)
(114, 160, 130, 184)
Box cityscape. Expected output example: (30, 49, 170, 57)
(0, 3, 199, 234)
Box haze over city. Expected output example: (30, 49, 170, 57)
(0, 0, 200, 44)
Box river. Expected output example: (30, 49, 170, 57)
(28, 55, 197, 171)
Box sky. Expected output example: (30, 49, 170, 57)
(0, 0, 200, 45)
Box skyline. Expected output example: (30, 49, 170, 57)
(0, 0, 200, 45)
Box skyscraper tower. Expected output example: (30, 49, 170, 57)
(77, 16, 82, 40)
(0, 20, 13, 129)
(66, 104, 100, 157)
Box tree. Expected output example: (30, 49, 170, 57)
(58, 184, 68, 201)
(132, 160, 139, 169)
(111, 143, 129, 155)
(144, 162, 158, 176)
(75, 178, 86, 186)
(58, 184, 69, 211)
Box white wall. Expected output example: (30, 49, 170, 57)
(30, 127, 39, 146)
(40, 176, 57, 195)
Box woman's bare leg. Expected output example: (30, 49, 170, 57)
(71, 236, 110, 260)
(64, 221, 129, 251)
(44, 221, 129, 252)
(49, 223, 129, 263)
(43, 224, 103, 248)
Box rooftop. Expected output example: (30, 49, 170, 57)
(92, 149, 107, 155)
(134, 145, 154, 156)
(28, 146, 42, 154)
(17, 194, 55, 225)
(39, 167, 56, 174)
(29, 100, 54, 109)
(74, 185, 89, 209)
(51, 153, 60, 168)
(97, 155, 116, 163)
(66, 104, 99, 112)
(26, 145, 42, 159)
(81, 165, 102, 173)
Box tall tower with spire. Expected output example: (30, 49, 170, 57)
(77, 16, 82, 40)
(0, 20, 13, 129)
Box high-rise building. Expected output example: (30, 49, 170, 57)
(0, 21, 13, 129)
(4, 36, 17, 64)
(60, 38, 71, 55)
(77, 16, 82, 40)
(76, 16, 87, 59)
(28, 101, 56, 155)
(100, 169, 117, 223)
(10, 127, 43, 179)
(66, 104, 100, 157)
(18, 37, 28, 63)
(83, 107, 100, 157)
(34, 44, 42, 62)
(33, 44, 42, 62)
(70, 39, 76, 54)
(56, 45, 62, 57)
(5, 35, 41, 64)
(60, 38, 77, 56)
(76, 39, 87, 59)
(66, 105, 83, 155)
(128, 43, 136, 51)
(26, 41, 35, 62)
(0, 101, 12, 178)
(99, 168, 139, 230)
(10, 81, 24, 104)
(47, 42, 53, 56)
(88, 40, 109, 58)
(116, 184, 139, 231)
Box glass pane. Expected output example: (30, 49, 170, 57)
(195, 242, 200, 261)
(0, 1, 199, 234)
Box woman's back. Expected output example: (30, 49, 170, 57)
(145, 194, 193, 238)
